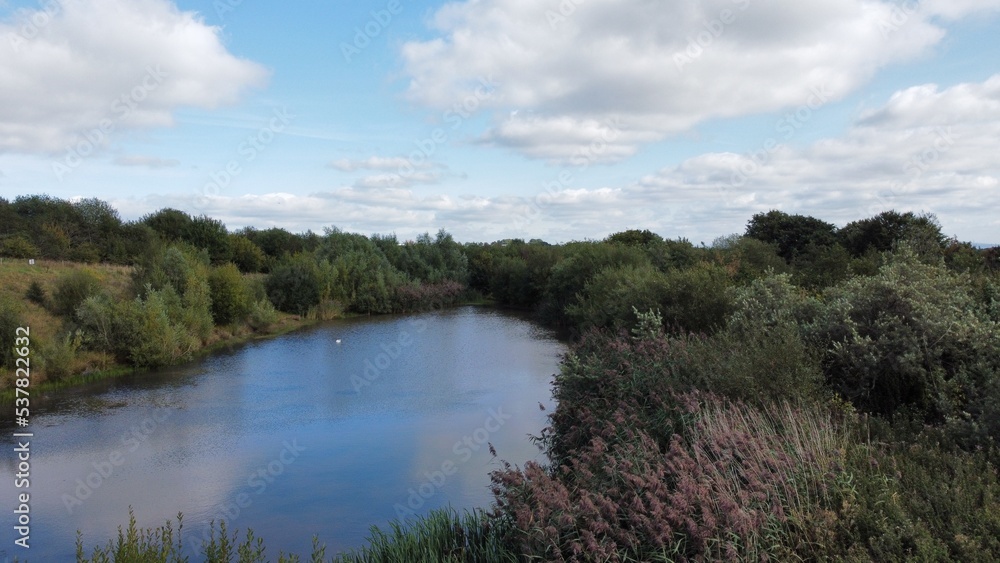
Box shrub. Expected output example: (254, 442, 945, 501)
(565, 263, 670, 332)
(208, 263, 252, 325)
(265, 253, 323, 315)
(804, 248, 1000, 437)
(0, 234, 39, 258)
(77, 288, 195, 368)
(38, 331, 82, 381)
(229, 235, 267, 273)
(658, 261, 733, 334)
(25, 281, 46, 306)
(247, 298, 279, 332)
(51, 269, 102, 317)
(393, 280, 465, 312)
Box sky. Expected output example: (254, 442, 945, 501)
(0, 0, 998, 245)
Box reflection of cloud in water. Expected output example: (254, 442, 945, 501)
(0, 307, 565, 560)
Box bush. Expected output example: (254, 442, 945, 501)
(229, 235, 267, 273)
(265, 253, 323, 315)
(51, 269, 102, 317)
(0, 234, 39, 258)
(247, 298, 279, 332)
(25, 281, 46, 306)
(658, 261, 733, 334)
(77, 289, 196, 368)
(208, 263, 252, 325)
(804, 248, 1000, 436)
(565, 263, 670, 332)
(38, 331, 82, 381)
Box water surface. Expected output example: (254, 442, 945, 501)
(0, 306, 564, 561)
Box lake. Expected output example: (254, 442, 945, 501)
(0, 306, 565, 561)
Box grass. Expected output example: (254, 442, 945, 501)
(70, 507, 517, 563)
(0, 258, 131, 353)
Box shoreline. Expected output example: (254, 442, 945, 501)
(1, 299, 498, 402)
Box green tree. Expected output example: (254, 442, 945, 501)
(208, 263, 252, 325)
(745, 210, 838, 262)
(0, 235, 39, 258)
(229, 235, 267, 273)
(51, 269, 102, 317)
(540, 242, 648, 324)
(186, 215, 232, 264)
(839, 210, 945, 258)
(566, 263, 670, 331)
(265, 253, 324, 315)
(805, 247, 1000, 432)
(244, 227, 304, 259)
(605, 229, 663, 247)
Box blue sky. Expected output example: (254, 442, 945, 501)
(1, 0, 998, 244)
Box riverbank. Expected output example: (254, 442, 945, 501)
(0, 259, 317, 399)
(0, 258, 494, 401)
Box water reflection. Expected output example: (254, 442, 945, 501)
(0, 306, 563, 561)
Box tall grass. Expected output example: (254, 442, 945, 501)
(491, 392, 853, 562)
(74, 507, 517, 563)
(333, 508, 517, 563)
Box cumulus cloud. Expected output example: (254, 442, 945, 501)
(0, 0, 268, 154)
(111, 74, 1000, 244)
(632, 73, 1000, 239)
(399, 0, 985, 163)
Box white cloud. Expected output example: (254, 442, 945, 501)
(330, 155, 449, 189)
(113, 155, 180, 168)
(400, 0, 970, 163)
(922, 0, 1000, 20)
(110, 74, 1000, 244)
(353, 171, 442, 189)
(328, 156, 423, 172)
(0, 0, 268, 154)
(632, 73, 1000, 240)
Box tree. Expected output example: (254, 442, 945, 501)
(745, 210, 838, 262)
(0, 235, 39, 258)
(74, 198, 123, 261)
(605, 229, 663, 247)
(186, 215, 232, 264)
(229, 235, 267, 273)
(265, 253, 324, 315)
(805, 249, 1000, 430)
(839, 210, 945, 258)
(540, 242, 647, 324)
(565, 263, 670, 331)
(245, 227, 304, 259)
(208, 263, 252, 325)
(142, 208, 193, 242)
